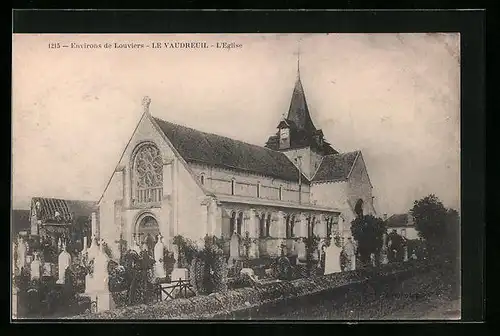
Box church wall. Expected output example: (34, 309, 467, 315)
(280, 147, 323, 181)
(188, 163, 311, 204)
(346, 153, 376, 217)
(98, 170, 123, 260)
(99, 114, 207, 256)
(310, 181, 353, 237)
(175, 161, 208, 242)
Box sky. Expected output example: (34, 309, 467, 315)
(12, 33, 460, 215)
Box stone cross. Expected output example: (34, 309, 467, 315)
(30, 252, 41, 280)
(87, 235, 99, 264)
(142, 96, 152, 114)
(17, 237, 27, 272)
(154, 234, 166, 279)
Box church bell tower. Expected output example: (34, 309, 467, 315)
(265, 45, 337, 179)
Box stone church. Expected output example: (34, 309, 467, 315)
(96, 68, 377, 259)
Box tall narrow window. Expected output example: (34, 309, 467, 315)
(279, 186, 283, 200)
(308, 216, 315, 238)
(326, 217, 333, 238)
(200, 173, 205, 185)
(231, 179, 236, 195)
(229, 211, 236, 234)
(266, 214, 272, 237)
(257, 182, 261, 198)
(290, 215, 295, 237)
(286, 215, 296, 238)
(259, 213, 266, 237)
(237, 211, 244, 235)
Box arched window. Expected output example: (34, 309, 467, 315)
(326, 216, 332, 238)
(231, 179, 236, 195)
(286, 214, 296, 238)
(200, 173, 205, 185)
(229, 211, 236, 234)
(308, 216, 316, 238)
(259, 213, 266, 238)
(133, 143, 163, 205)
(265, 214, 272, 237)
(237, 211, 244, 235)
(257, 182, 261, 198)
(354, 199, 364, 217)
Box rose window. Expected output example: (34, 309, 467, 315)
(133, 144, 163, 204)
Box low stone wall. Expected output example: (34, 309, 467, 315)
(67, 260, 431, 320)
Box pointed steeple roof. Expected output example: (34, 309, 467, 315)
(286, 73, 317, 133)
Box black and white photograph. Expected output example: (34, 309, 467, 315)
(11, 32, 461, 320)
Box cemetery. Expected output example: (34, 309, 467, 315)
(12, 213, 425, 319)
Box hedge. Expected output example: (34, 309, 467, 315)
(67, 260, 432, 320)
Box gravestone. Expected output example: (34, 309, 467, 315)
(171, 268, 189, 281)
(87, 236, 99, 263)
(82, 236, 88, 254)
(240, 268, 258, 283)
(154, 235, 166, 279)
(380, 233, 389, 265)
(88, 240, 116, 312)
(17, 237, 27, 274)
(295, 239, 307, 264)
(228, 232, 240, 265)
(324, 242, 342, 274)
(172, 244, 179, 268)
(404, 246, 409, 262)
(43, 262, 55, 277)
(249, 241, 258, 259)
(411, 251, 417, 260)
(56, 244, 72, 284)
(132, 239, 141, 254)
(344, 238, 356, 270)
(30, 252, 41, 280)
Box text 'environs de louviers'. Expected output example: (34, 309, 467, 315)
(69, 41, 242, 49)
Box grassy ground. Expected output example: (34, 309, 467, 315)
(226, 262, 460, 320)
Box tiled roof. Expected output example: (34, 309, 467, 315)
(312, 151, 360, 182)
(153, 117, 308, 182)
(287, 77, 317, 133)
(31, 197, 97, 223)
(385, 214, 413, 228)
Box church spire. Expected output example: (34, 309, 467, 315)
(296, 40, 301, 79)
(286, 40, 316, 133)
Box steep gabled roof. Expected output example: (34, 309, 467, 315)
(312, 151, 360, 182)
(287, 77, 317, 133)
(31, 197, 97, 223)
(153, 117, 308, 182)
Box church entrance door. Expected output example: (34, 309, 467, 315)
(135, 215, 160, 254)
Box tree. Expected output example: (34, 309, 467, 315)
(410, 194, 448, 252)
(350, 215, 386, 264)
